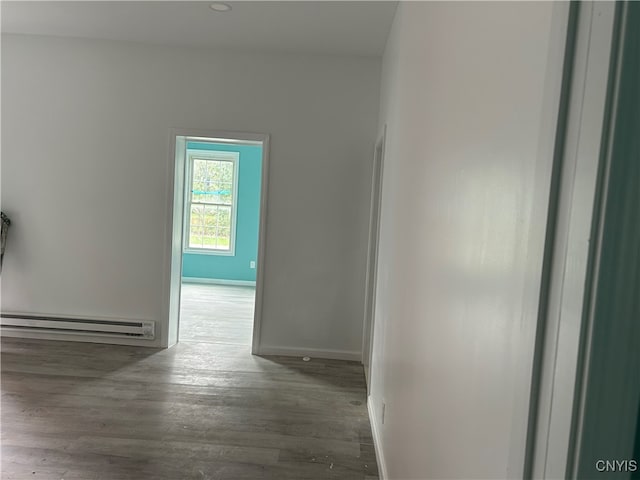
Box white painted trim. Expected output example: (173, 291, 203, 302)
(187, 149, 239, 161)
(569, 3, 636, 476)
(256, 345, 361, 362)
(251, 134, 270, 356)
(186, 135, 263, 146)
(181, 277, 256, 287)
(367, 399, 388, 480)
(165, 133, 186, 347)
(529, 3, 618, 478)
(166, 128, 269, 352)
(362, 125, 386, 377)
(520, 3, 574, 476)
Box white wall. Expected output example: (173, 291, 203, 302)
(0, 34, 380, 354)
(370, 2, 567, 478)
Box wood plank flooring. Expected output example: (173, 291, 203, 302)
(179, 284, 255, 346)
(1, 284, 378, 479)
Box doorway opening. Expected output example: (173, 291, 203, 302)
(166, 130, 270, 353)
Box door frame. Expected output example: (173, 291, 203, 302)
(362, 125, 386, 386)
(570, 1, 639, 475)
(525, 2, 621, 477)
(164, 128, 270, 352)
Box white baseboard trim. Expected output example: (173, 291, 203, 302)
(256, 345, 362, 362)
(368, 398, 389, 480)
(182, 277, 256, 287)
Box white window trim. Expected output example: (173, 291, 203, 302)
(183, 149, 240, 256)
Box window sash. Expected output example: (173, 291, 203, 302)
(188, 205, 232, 250)
(191, 158, 234, 206)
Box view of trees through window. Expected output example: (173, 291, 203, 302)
(188, 158, 235, 250)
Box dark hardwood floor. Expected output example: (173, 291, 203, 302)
(1, 284, 378, 479)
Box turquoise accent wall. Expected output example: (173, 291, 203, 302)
(182, 142, 262, 282)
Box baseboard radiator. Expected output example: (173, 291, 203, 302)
(0, 314, 155, 340)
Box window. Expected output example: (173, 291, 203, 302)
(185, 151, 239, 254)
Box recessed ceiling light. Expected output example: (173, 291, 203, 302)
(209, 2, 232, 12)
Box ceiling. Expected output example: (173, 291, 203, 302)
(0, 1, 398, 57)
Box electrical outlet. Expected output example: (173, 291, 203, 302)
(381, 402, 386, 424)
(250, 261, 256, 269)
